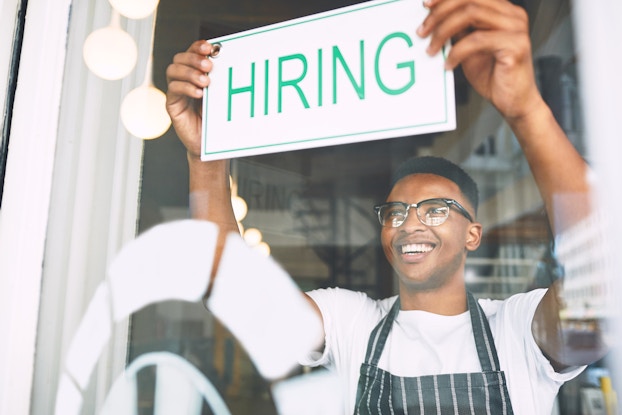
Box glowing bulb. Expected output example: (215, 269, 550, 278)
(109, 0, 160, 19)
(255, 242, 271, 256)
(243, 228, 263, 247)
(229, 175, 238, 196)
(120, 85, 171, 139)
(231, 196, 248, 221)
(83, 25, 137, 80)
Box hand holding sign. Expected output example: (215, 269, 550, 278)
(419, 0, 541, 122)
(165, 40, 215, 160)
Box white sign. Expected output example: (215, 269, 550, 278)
(201, 0, 455, 161)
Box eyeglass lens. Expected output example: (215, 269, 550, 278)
(380, 199, 450, 227)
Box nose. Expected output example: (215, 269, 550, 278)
(400, 209, 426, 231)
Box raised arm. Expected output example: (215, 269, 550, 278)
(165, 41, 239, 292)
(165, 40, 324, 327)
(419, 0, 605, 368)
(166, 41, 238, 228)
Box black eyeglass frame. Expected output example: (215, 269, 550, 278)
(373, 198, 474, 227)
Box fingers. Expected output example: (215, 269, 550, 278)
(166, 61, 209, 96)
(418, 0, 528, 57)
(187, 39, 217, 56)
(445, 29, 531, 70)
(165, 40, 216, 99)
(165, 40, 219, 152)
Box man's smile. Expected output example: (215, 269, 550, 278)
(400, 243, 435, 255)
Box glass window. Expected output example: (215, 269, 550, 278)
(38, 0, 618, 414)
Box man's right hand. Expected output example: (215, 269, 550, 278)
(165, 40, 238, 291)
(165, 40, 235, 230)
(165, 40, 216, 159)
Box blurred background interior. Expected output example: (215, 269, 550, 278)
(124, 0, 609, 414)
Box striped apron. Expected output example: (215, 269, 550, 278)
(354, 292, 514, 414)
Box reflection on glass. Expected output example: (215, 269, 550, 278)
(127, 0, 614, 413)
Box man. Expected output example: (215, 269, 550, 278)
(165, 0, 606, 413)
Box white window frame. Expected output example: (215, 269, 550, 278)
(0, 0, 152, 413)
(0, 0, 73, 413)
(0, 0, 21, 121)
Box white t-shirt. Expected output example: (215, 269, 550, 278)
(304, 287, 584, 415)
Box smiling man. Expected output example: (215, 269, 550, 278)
(165, 0, 607, 413)
(379, 159, 480, 306)
(304, 157, 544, 414)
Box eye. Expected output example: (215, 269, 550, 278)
(387, 208, 404, 217)
(381, 205, 407, 221)
(427, 207, 448, 216)
(385, 209, 404, 220)
(421, 201, 449, 217)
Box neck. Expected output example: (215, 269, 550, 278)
(398, 283, 468, 315)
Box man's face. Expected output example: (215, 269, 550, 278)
(380, 173, 481, 292)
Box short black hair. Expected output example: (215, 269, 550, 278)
(390, 156, 479, 214)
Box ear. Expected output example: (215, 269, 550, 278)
(465, 222, 482, 251)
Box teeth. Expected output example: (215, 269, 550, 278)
(401, 243, 433, 254)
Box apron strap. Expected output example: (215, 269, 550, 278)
(467, 291, 501, 372)
(362, 297, 400, 366)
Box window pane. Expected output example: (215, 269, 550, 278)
(130, 0, 616, 413)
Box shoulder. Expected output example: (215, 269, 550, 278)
(477, 288, 551, 363)
(477, 289, 548, 353)
(477, 288, 547, 321)
(306, 287, 397, 328)
(304, 288, 396, 367)
(479, 288, 586, 393)
(307, 287, 396, 314)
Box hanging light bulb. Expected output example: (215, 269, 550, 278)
(109, 0, 160, 20)
(231, 196, 248, 222)
(229, 175, 237, 196)
(120, 75, 171, 139)
(243, 228, 263, 247)
(120, 10, 171, 139)
(83, 10, 137, 80)
(228, 165, 249, 222)
(255, 241, 271, 256)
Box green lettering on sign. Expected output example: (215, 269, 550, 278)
(332, 41, 365, 104)
(227, 63, 256, 121)
(375, 32, 415, 95)
(278, 54, 310, 113)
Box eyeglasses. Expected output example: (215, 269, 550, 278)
(373, 198, 474, 227)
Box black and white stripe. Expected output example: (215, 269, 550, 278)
(354, 292, 514, 415)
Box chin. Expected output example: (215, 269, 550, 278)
(398, 275, 447, 293)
